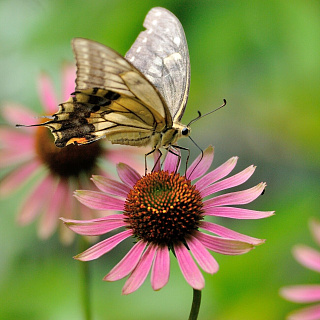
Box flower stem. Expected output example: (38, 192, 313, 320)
(188, 289, 202, 320)
(79, 236, 92, 320)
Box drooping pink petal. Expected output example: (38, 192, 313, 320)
(195, 231, 254, 255)
(78, 199, 103, 221)
(186, 236, 219, 274)
(2, 103, 38, 127)
(74, 190, 125, 211)
(310, 219, 320, 247)
(203, 182, 266, 208)
(105, 146, 145, 175)
(122, 244, 157, 295)
(195, 156, 238, 190)
(38, 179, 68, 239)
(293, 245, 320, 273)
(91, 175, 130, 198)
(163, 147, 181, 173)
(60, 214, 127, 236)
(0, 127, 34, 149)
(280, 285, 320, 303)
(59, 188, 76, 245)
(186, 145, 214, 180)
(203, 206, 275, 219)
(17, 174, 54, 225)
(286, 304, 320, 320)
(62, 64, 76, 101)
(38, 72, 58, 114)
(0, 160, 42, 196)
(200, 165, 256, 196)
(151, 245, 170, 290)
(174, 243, 205, 290)
(0, 150, 35, 168)
(117, 163, 141, 188)
(200, 221, 265, 245)
(104, 241, 147, 282)
(75, 229, 133, 261)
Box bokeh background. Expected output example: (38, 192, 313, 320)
(1, 0, 319, 319)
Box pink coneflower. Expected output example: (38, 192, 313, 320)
(0, 65, 143, 244)
(280, 219, 320, 320)
(62, 146, 274, 294)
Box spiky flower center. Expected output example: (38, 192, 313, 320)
(35, 126, 103, 178)
(124, 171, 204, 246)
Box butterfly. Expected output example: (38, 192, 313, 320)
(29, 7, 192, 155)
(18, 7, 226, 160)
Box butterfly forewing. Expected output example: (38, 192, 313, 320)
(125, 7, 190, 122)
(44, 38, 175, 147)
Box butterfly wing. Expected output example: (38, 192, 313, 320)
(125, 7, 190, 123)
(43, 38, 172, 148)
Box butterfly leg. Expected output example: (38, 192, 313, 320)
(170, 145, 190, 175)
(144, 148, 162, 175)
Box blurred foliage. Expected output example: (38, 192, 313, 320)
(1, 0, 320, 319)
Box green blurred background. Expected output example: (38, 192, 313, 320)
(1, 0, 319, 319)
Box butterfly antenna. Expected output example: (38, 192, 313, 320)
(187, 99, 227, 127)
(16, 116, 54, 128)
(16, 123, 43, 128)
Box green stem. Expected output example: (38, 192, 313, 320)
(79, 236, 92, 320)
(188, 289, 202, 320)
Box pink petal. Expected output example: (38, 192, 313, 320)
(2, 103, 38, 127)
(310, 219, 320, 247)
(62, 64, 76, 101)
(0, 160, 42, 196)
(75, 229, 132, 261)
(91, 175, 130, 198)
(281, 285, 320, 303)
(163, 147, 181, 173)
(186, 145, 214, 180)
(38, 72, 58, 114)
(293, 245, 320, 273)
(286, 304, 320, 320)
(122, 244, 157, 295)
(38, 180, 67, 239)
(151, 246, 170, 290)
(104, 241, 147, 281)
(174, 243, 205, 290)
(61, 214, 127, 235)
(195, 156, 238, 190)
(153, 149, 161, 172)
(201, 221, 264, 245)
(17, 174, 54, 225)
(195, 231, 254, 255)
(204, 206, 275, 219)
(186, 236, 219, 274)
(200, 165, 256, 196)
(74, 190, 125, 211)
(203, 182, 266, 208)
(117, 163, 141, 188)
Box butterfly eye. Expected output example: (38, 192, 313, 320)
(181, 127, 189, 136)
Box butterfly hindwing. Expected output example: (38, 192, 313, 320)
(46, 87, 167, 147)
(125, 7, 190, 123)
